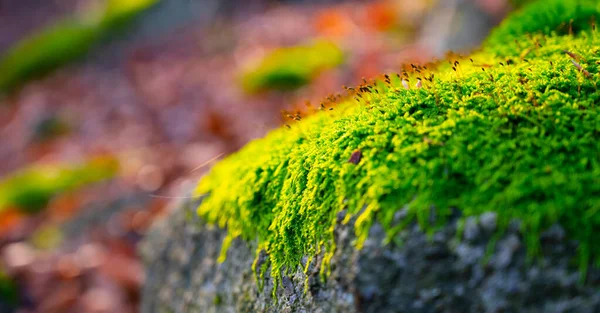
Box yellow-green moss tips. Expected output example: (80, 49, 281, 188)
(240, 40, 344, 93)
(196, 0, 600, 287)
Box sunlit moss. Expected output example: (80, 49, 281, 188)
(0, 0, 158, 94)
(0, 156, 119, 214)
(196, 0, 600, 289)
(241, 40, 344, 93)
(100, 0, 158, 29)
(486, 0, 600, 56)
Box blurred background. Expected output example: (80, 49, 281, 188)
(0, 0, 517, 312)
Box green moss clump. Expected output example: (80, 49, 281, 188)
(0, 0, 157, 94)
(0, 20, 99, 93)
(241, 40, 344, 93)
(196, 0, 600, 287)
(486, 0, 600, 56)
(0, 271, 17, 305)
(0, 156, 119, 214)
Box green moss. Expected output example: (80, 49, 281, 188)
(241, 40, 344, 93)
(0, 156, 119, 214)
(100, 0, 158, 29)
(0, 0, 157, 94)
(196, 0, 600, 288)
(509, 0, 536, 9)
(0, 271, 17, 305)
(0, 20, 100, 93)
(486, 0, 600, 56)
(213, 294, 222, 306)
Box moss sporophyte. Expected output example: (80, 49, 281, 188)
(195, 0, 600, 291)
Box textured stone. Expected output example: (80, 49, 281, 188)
(141, 198, 600, 313)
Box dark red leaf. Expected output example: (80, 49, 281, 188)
(348, 150, 362, 164)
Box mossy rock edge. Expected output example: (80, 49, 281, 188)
(143, 0, 600, 311)
(141, 197, 600, 313)
(196, 0, 600, 282)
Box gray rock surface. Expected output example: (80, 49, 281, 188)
(141, 199, 600, 313)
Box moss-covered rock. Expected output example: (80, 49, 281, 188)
(142, 0, 600, 312)
(196, 0, 600, 285)
(143, 197, 600, 313)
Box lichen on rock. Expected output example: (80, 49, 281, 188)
(194, 0, 600, 291)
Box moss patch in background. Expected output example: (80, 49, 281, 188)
(0, 156, 119, 214)
(0, 271, 17, 306)
(196, 0, 600, 287)
(0, 0, 157, 94)
(240, 40, 344, 93)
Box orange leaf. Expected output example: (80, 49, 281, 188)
(314, 9, 351, 37)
